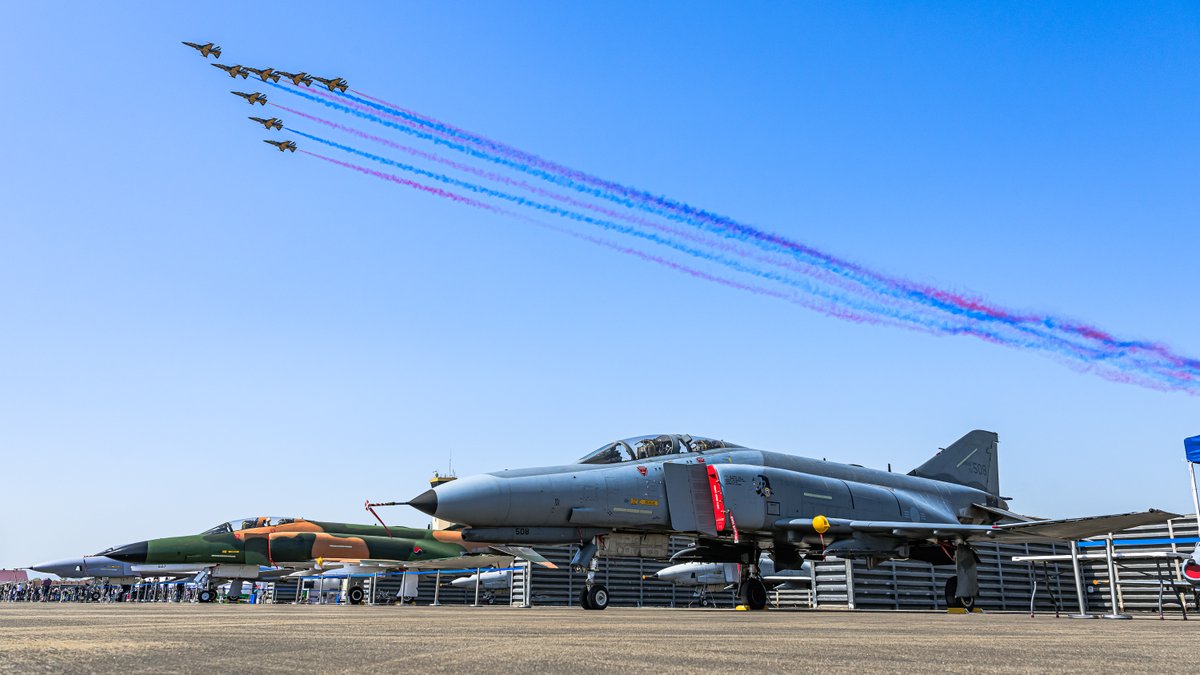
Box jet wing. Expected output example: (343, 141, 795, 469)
(774, 509, 1177, 543)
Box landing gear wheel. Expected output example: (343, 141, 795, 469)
(586, 584, 610, 610)
(197, 589, 215, 603)
(739, 578, 768, 610)
(347, 586, 365, 605)
(579, 587, 593, 610)
(944, 577, 975, 609)
(89, 590, 101, 602)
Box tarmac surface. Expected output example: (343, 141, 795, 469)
(0, 604, 1196, 673)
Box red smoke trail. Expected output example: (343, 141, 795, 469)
(276, 103, 925, 320)
(299, 150, 502, 212)
(330, 86, 1200, 381)
(299, 149, 914, 332)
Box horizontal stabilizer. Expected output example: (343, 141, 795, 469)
(489, 545, 558, 569)
(971, 502, 1037, 522)
(993, 509, 1179, 541)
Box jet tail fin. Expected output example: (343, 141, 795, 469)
(908, 430, 1000, 496)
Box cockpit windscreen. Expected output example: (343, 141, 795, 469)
(576, 434, 741, 465)
(201, 516, 300, 535)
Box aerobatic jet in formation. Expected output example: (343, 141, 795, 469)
(182, 41, 221, 59)
(275, 70, 314, 87)
(212, 63, 248, 79)
(231, 91, 267, 106)
(405, 430, 1177, 611)
(243, 66, 280, 83)
(249, 116, 283, 131)
(311, 75, 349, 92)
(102, 516, 552, 604)
(264, 139, 297, 153)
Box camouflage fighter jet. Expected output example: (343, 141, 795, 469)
(212, 63, 249, 79)
(405, 431, 1178, 610)
(231, 91, 267, 106)
(311, 75, 348, 92)
(182, 41, 221, 59)
(263, 139, 297, 153)
(103, 516, 552, 604)
(249, 116, 284, 131)
(275, 70, 314, 87)
(243, 66, 281, 83)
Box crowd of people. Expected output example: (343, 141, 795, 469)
(2, 579, 98, 603)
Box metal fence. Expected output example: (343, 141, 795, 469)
(266, 515, 1198, 613)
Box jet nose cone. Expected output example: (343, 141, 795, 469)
(408, 474, 512, 525)
(408, 489, 438, 517)
(29, 558, 77, 576)
(104, 541, 148, 564)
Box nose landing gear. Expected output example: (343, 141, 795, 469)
(573, 537, 610, 610)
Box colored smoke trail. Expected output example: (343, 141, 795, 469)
(270, 83, 1199, 392)
(299, 149, 937, 333)
(289, 128, 949, 332)
(316, 86, 1200, 383)
(273, 103, 925, 319)
(289, 126, 1198, 391)
(298, 150, 502, 213)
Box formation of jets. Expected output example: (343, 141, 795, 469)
(185, 39, 352, 155)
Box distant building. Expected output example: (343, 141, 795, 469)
(0, 569, 29, 584)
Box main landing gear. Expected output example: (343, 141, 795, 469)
(573, 537, 610, 610)
(946, 542, 980, 609)
(738, 576, 768, 610)
(347, 585, 366, 605)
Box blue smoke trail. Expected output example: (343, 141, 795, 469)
(290, 127, 1200, 393)
(287, 127, 975, 335)
(274, 84, 1199, 391)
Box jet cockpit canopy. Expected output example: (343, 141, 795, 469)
(577, 434, 742, 465)
(201, 516, 303, 535)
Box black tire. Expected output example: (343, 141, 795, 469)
(739, 578, 768, 610)
(198, 589, 215, 603)
(944, 577, 975, 609)
(89, 591, 101, 602)
(579, 587, 593, 610)
(587, 584, 610, 611)
(347, 586, 365, 605)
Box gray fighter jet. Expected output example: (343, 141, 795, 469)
(407, 431, 1176, 610)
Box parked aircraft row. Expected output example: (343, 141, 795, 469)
(28, 428, 1197, 611)
(32, 517, 552, 604)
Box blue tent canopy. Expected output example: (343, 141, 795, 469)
(1186, 435, 1200, 463)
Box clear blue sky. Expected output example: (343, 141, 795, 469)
(2, 2, 1198, 569)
